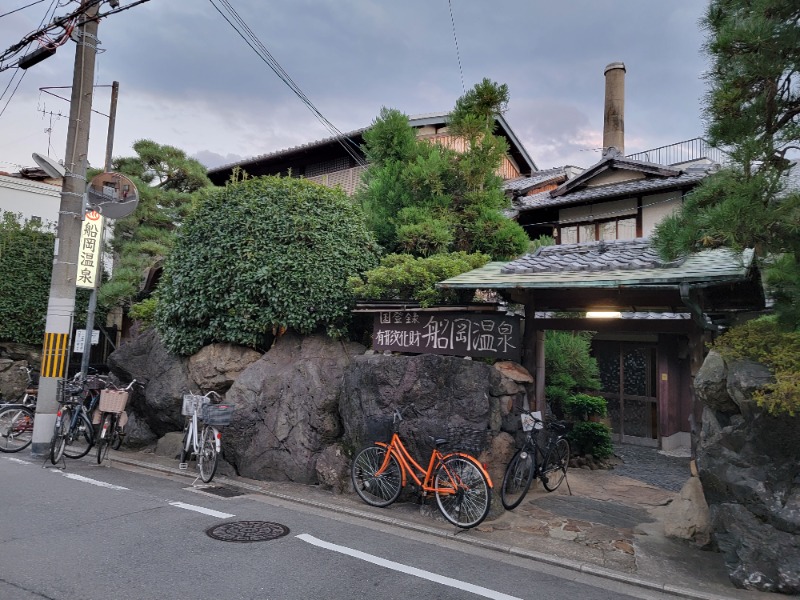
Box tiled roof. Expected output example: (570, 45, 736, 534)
(208, 112, 537, 175)
(438, 240, 755, 290)
(515, 170, 708, 211)
(781, 160, 800, 197)
(503, 167, 567, 193)
(501, 239, 682, 274)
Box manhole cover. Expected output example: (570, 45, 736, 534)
(206, 521, 290, 543)
(199, 486, 245, 498)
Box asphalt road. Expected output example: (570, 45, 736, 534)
(0, 454, 679, 600)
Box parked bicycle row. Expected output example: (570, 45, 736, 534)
(2, 368, 566, 529)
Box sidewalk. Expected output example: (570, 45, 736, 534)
(109, 445, 770, 600)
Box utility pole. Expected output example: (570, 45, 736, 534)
(31, 0, 100, 457)
(78, 80, 118, 379)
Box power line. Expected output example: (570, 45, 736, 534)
(208, 0, 367, 168)
(0, 0, 47, 20)
(447, 0, 465, 95)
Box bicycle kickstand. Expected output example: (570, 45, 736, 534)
(41, 452, 66, 471)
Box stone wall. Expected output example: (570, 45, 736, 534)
(694, 350, 800, 594)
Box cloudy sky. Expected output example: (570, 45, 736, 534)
(0, 1, 710, 175)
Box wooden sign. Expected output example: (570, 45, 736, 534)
(373, 311, 521, 361)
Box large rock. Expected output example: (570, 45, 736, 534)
(188, 344, 261, 393)
(223, 332, 366, 483)
(696, 354, 800, 594)
(108, 328, 191, 437)
(0, 359, 28, 400)
(694, 350, 737, 414)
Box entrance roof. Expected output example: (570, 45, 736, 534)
(437, 239, 764, 316)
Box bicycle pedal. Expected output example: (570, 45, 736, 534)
(179, 462, 188, 470)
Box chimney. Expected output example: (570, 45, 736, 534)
(603, 62, 626, 157)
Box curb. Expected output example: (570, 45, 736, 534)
(112, 453, 732, 600)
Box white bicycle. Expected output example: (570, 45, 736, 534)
(179, 391, 235, 483)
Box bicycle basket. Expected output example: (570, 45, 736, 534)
(182, 394, 210, 416)
(56, 379, 82, 404)
(201, 403, 235, 426)
(441, 426, 489, 455)
(99, 389, 129, 413)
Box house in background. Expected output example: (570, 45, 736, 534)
(207, 112, 538, 194)
(441, 63, 765, 452)
(0, 167, 61, 226)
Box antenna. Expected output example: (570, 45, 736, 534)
(31, 152, 66, 178)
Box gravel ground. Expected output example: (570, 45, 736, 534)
(611, 443, 692, 492)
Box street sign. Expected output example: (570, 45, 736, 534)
(73, 328, 100, 353)
(76, 210, 104, 289)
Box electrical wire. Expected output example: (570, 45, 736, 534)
(208, 0, 367, 168)
(447, 0, 465, 95)
(0, 0, 47, 20)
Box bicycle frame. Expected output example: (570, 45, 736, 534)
(184, 405, 220, 456)
(375, 433, 492, 495)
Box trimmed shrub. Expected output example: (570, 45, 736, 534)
(567, 421, 614, 459)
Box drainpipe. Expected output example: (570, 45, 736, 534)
(679, 283, 718, 332)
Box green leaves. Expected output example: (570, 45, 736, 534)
(356, 79, 528, 260)
(154, 176, 380, 355)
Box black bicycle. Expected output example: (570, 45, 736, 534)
(49, 376, 101, 464)
(500, 410, 571, 510)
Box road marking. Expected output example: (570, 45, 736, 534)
(53, 471, 129, 491)
(4, 457, 31, 465)
(296, 534, 522, 600)
(168, 501, 234, 519)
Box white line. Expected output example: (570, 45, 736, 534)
(4, 457, 30, 465)
(57, 472, 129, 491)
(168, 501, 234, 519)
(296, 534, 522, 600)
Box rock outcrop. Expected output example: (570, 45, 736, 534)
(222, 332, 365, 483)
(694, 350, 800, 594)
(0, 358, 28, 400)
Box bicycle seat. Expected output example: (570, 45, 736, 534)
(429, 436, 448, 447)
(547, 420, 568, 434)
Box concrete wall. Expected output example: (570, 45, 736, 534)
(0, 175, 60, 226)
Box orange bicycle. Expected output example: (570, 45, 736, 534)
(351, 406, 493, 529)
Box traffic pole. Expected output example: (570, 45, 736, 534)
(30, 1, 100, 457)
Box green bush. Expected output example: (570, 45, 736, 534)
(349, 251, 490, 307)
(128, 297, 157, 327)
(567, 421, 614, 459)
(564, 393, 608, 421)
(0, 212, 54, 344)
(155, 176, 380, 355)
(713, 317, 800, 415)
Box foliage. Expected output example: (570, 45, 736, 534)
(0, 212, 54, 344)
(563, 393, 607, 421)
(356, 79, 529, 261)
(567, 421, 614, 459)
(128, 297, 157, 327)
(0, 211, 103, 345)
(155, 176, 380, 355)
(528, 235, 555, 255)
(713, 317, 800, 415)
(652, 0, 800, 327)
(349, 251, 490, 307)
(544, 331, 602, 419)
(98, 140, 212, 309)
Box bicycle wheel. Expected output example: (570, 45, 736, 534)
(197, 428, 218, 483)
(351, 445, 402, 508)
(434, 454, 491, 529)
(500, 448, 535, 510)
(96, 414, 112, 464)
(63, 412, 94, 459)
(542, 438, 570, 492)
(0, 406, 34, 452)
(50, 406, 71, 464)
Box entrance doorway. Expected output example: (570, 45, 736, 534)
(594, 341, 658, 447)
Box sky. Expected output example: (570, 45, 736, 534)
(0, 0, 711, 176)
